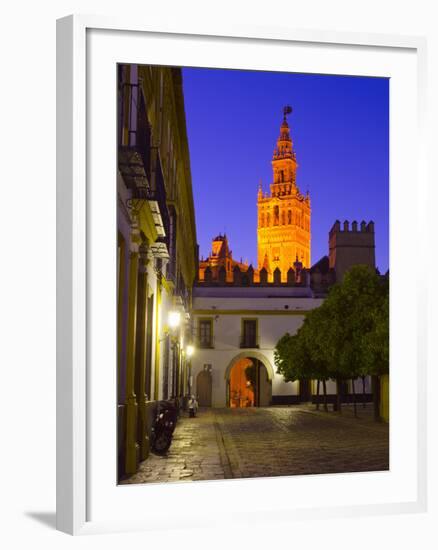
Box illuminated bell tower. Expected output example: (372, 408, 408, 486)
(257, 106, 311, 281)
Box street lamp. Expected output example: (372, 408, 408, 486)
(168, 310, 181, 329)
(185, 344, 195, 401)
(164, 310, 181, 403)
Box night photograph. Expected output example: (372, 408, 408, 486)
(116, 64, 389, 484)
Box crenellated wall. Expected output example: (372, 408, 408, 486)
(197, 262, 335, 293)
(329, 219, 376, 281)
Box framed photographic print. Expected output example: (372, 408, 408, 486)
(56, 15, 427, 535)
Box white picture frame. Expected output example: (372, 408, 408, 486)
(56, 15, 428, 536)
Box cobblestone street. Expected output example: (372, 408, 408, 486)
(120, 405, 389, 485)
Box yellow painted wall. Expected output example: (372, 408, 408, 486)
(380, 374, 389, 422)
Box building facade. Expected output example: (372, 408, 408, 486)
(198, 234, 250, 283)
(117, 64, 198, 478)
(192, 216, 380, 409)
(193, 108, 380, 411)
(191, 284, 326, 408)
(257, 107, 311, 281)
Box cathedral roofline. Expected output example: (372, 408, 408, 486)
(212, 233, 228, 242)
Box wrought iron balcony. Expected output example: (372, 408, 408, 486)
(198, 339, 214, 349)
(118, 82, 170, 254)
(148, 152, 170, 256)
(171, 273, 190, 313)
(118, 82, 152, 186)
(239, 339, 259, 349)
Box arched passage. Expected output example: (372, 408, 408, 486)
(225, 352, 273, 408)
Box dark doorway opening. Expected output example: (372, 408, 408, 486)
(196, 369, 212, 407)
(299, 379, 311, 402)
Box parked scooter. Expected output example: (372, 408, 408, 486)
(188, 395, 198, 418)
(150, 400, 178, 455)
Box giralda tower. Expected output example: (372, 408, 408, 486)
(257, 107, 311, 281)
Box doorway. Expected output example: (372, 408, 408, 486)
(228, 357, 271, 407)
(196, 369, 212, 407)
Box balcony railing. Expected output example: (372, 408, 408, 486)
(149, 151, 170, 242)
(172, 281, 190, 312)
(198, 340, 214, 349)
(118, 82, 152, 185)
(240, 340, 259, 349)
(118, 82, 170, 250)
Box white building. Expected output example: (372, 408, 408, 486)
(190, 284, 332, 407)
(190, 219, 378, 409)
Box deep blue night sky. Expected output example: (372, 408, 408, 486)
(182, 68, 389, 273)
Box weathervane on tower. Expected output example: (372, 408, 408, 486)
(283, 105, 293, 120)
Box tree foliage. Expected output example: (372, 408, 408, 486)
(245, 364, 256, 388)
(274, 265, 389, 412)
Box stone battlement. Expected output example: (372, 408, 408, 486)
(197, 264, 335, 292)
(329, 220, 376, 281)
(329, 219, 375, 235)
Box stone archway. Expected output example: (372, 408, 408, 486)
(225, 352, 273, 407)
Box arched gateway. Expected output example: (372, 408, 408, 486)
(225, 352, 273, 407)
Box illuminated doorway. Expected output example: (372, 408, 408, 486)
(228, 357, 271, 407)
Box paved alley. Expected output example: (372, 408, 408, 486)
(120, 405, 389, 485)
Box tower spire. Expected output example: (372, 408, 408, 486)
(273, 106, 294, 162)
(271, 106, 297, 193)
(258, 179, 263, 200)
(257, 106, 311, 281)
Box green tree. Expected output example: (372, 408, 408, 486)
(275, 265, 389, 419)
(320, 265, 388, 417)
(301, 306, 333, 411)
(244, 364, 256, 389)
(274, 332, 307, 383)
(274, 311, 331, 411)
(360, 281, 389, 419)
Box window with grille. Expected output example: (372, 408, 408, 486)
(241, 319, 257, 348)
(198, 319, 213, 348)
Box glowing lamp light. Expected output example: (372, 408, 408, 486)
(186, 345, 195, 358)
(168, 311, 181, 329)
